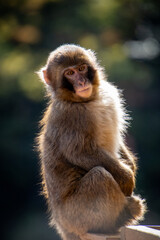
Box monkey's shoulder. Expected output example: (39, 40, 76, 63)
(99, 80, 122, 106)
(99, 80, 128, 131)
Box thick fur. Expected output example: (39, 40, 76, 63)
(37, 44, 146, 240)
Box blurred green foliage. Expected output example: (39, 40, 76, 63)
(1, 0, 160, 240)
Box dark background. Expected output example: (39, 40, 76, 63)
(1, 0, 160, 240)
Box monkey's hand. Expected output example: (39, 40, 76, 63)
(113, 163, 135, 196)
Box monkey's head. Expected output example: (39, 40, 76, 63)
(38, 44, 104, 102)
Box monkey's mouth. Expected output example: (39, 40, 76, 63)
(76, 85, 93, 98)
(77, 87, 90, 93)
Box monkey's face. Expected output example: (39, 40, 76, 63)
(40, 45, 101, 102)
(63, 64, 93, 98)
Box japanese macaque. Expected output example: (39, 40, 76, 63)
(37, 44, 146, 240)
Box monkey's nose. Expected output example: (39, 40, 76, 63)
(79, 81, 85, 87)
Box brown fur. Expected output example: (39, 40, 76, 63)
(36, 44, 146, 240)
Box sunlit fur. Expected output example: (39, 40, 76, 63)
(37, 44, 146, 240)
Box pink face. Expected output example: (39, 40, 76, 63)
(63, 64, 93, 98)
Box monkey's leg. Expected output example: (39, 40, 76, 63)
(61, 230, 82, 240)
(59, 166, 134, 235)
(58, 223, 91, 240)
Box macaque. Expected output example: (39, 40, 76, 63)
(37, 44, 146, 240)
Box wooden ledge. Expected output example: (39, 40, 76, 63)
(85, 225, 160, 240)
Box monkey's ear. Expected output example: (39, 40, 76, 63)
(37, 67, 51, 85)
(42, 69, 51, 85)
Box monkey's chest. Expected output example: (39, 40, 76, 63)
(94, 108, 119, 156)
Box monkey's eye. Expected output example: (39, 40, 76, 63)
(66, 70, 74, 76)
(79, 65, 85, 71)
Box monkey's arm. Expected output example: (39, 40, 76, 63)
(60, 136, 135, 196)
(119, 143, 137, 174)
